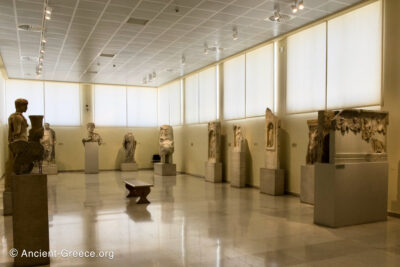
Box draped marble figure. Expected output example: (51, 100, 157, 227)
(41, 123, 56, 163)
(123, 132, 137, 163)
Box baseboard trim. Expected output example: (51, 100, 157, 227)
(388, 211, 400, 218)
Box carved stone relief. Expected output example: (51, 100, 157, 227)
(208, 122, 221, 163)
(233, 125, 244, 152)
(306, 120, 319, 165)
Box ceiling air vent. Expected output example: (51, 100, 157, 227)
(86, 71, 98, 74)
(126, 18, 149, 26)
(18, 24, 42, 32)
(100, 53, 115, 58)
(20, 56, 38, 62)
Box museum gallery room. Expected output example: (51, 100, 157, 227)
(1, 0, 400, 266)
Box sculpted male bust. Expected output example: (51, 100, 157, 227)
(82, 122, 103, 145)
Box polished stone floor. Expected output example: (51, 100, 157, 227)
(1, 170, 400, 266)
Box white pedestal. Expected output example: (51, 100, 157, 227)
(121, 162, 138, 171)
(230, 151, 246, 188)
(3, 190, 12, 215)
(300, 165, 315, 204)
(205, 162, 222, 183)
(85, 142, 99, 174)
(12, 174, 50, 266)
(314, 162, 388, 228)
(260, 168, 285, 195)
(154, 163, 176, 176)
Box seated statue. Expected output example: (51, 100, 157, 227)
(82, 122, 103, 145)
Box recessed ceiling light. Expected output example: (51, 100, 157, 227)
(298, 0, 304, 10)
(232, 26, 238, 41)
(127, 18, 149, 26)
(291, 4, 298, 13)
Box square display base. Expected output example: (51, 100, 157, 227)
(85, 142, 99, 174)
(260, 168, 285, 195)
(314, 162, 388, 228)
(205, 162, 222, 183)
(12, 174, 50, 266)
(121, 162, 139, 171)
(154, 163, 176, 176)
(300, 165, 315, 204)
(230, 151, 246, 188)
(3, 190, 12, 215)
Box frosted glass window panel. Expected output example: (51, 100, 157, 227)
(246, 44, 274, 116)
(94, 85, 126, 126)
(199, 66, 217, 122)
(168, 81, 182, 126)
(286, 23, 326, 114)
(185, 74, 199, 124)
(327, 1, 382, 109)
(44, 82, 80, 126)
(223, 55, 245, 119)
(127, 87, 157, 127)
(158, 85, 170, 125)
(0, 74, 5, 123)
(6, 80, 44, 118)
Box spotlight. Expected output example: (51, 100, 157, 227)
(41, 38, 46, 44)
(204, 43, 208, 55)
(142, 77, 147, 84)
(148, 73, 153, 82)
(39, 57, 43, 62)
(45, 6, 52, 15)
(298, 0, 304, 10)
(40, 48, 45, 54)
(291, 4, 298, 13)
(45, 14, 51, 20)
(232, 26, 238, 40)
(152, 71, 156, 80)
(181, 55, 185, 65)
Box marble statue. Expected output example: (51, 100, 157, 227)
(41, 123, 56, 163)
(5, 99, 29, 189)
(233, 125, 244, 152)
(9, 112, 45, 175)
(159, 125, 174, 164)
(317, 109, 389, 163)
(265, 108, 280, 169)
(82, 122, 103, 145)
(208, 122, 221, 163)
(123, 132, 137, 163)
(306, 120, 319, 165)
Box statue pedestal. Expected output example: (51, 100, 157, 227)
(3, 190, 12, 215)
(12, 174, 50, 266)
(230, 151, 246, 188)
(85, 142, 99, 174)
(205, 162, 222, 183)
(300, 165, 315, 204)
(260, 168, 285, 195)
(314, 162, 388, 228)
(121, 162, 138, 171)
(32, 163, 58, 175)
(154, 163, 176, 176)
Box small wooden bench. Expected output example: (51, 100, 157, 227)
(124, 179, 153, 204)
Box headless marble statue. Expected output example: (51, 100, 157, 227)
(41, 123, 56, 163)
(123, 132, 136, 163)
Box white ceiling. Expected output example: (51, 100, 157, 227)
(0, 0, 364, 87)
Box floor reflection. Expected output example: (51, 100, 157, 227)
(1, 170, 400, 266)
